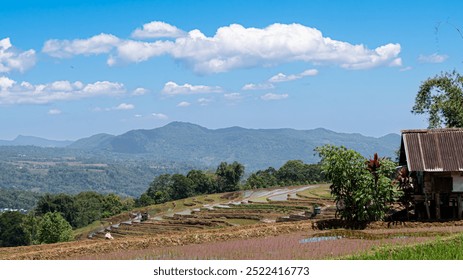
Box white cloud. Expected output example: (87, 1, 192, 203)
(177, 101, 191, 107)
(49, 80, 74, 91)
(0, 77, 126, 105)
(48, 109, 62, 115)
(242, 83, 274, 91)
(418, 53, 449, 63)
(260, 93, 289, 101)
(114, 103, 134, 110)
(132, 87, 149, 95)
(42, 33, 120, 58)
(224, 92, 242, 100)
(82, 81, 124, 94)
(0, 38, 36, 73)
(42, 23, 402, 73)
(113, 40, 173, 64)
(131, 21, 185, 39)
(168, 24, 401, 73)
(161, 81, 222, 95)
(198, 97, 212, 106)
(0, 76, 16, 91)
(152, 113, 168, 120)
(134, 114, 143, 118)
(269, 68, 318, 83)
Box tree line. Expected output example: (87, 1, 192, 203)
(136, 160, 324, 207)
(136, 161, 245, 206)
(0, 192, 134, 247)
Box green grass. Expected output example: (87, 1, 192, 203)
(347, 233, 463, 260)
(248, 197, 269, 203)
(73, 220, 109, 239)
(296, 184, 332, 199)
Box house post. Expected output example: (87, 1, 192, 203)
(458, 194, 462, 220)
(435, 192, 441, 219)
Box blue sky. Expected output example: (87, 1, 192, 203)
(1, 0, 462, 140)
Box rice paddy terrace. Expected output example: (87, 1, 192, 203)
(90, 184, 336, 240)
(3, 184, 463, 260)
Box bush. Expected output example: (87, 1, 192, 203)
(37, 212, 73, 244)
(316, 145, 396, 223)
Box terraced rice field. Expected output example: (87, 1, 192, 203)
(86, 184, 335, 241)
(3, 184, 463, 260)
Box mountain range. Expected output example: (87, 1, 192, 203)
(1, 122, 400, 170)
(70, 122, 400, 169)
(0, 135, 73, 148)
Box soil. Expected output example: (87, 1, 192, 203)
(2, 219, 463, 260)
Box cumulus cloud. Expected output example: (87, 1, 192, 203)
(0, 76, 15, 91)
(242, 83, 274, 91)
(268, 68, 319, 83)
(113, 40, 173, 64)
(48, 109, 62, 115)
(42, 22, 402, 73)
(0, 77, 126, 105)
(0, 38, 36, 73)
(177, 101, 191, 107)
(260, 93, 288, 101)
(152, 113, 168, 120)
(418, 53, 449, 63)
(43, 33, 121, 58)
(132, 87, 149, 95)
(169, 24, 401, 73)
(131, 21, 185, 39)
(161, 81, 222, 95)
(114, 103, 135, 110)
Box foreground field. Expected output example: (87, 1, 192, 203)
(2, 184, 463, 260)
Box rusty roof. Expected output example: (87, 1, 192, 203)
(400, 128, 463, 172)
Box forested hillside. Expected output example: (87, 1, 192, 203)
(69, 122, 400, 170)
(0, 146, 198, 209)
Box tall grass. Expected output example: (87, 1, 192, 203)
(347, 233, 463, 260)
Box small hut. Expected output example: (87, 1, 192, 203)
(399, 128, 463, 220)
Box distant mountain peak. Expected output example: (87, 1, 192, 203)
(0, 135, 73, 148)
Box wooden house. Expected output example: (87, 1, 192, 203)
(399, 128, 463, 220)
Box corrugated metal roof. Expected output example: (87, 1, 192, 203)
(401, 129, 463, 172)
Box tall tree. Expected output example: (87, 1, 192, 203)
(276, 160, 308, 185)
(73, 192, 104, 228)
(35, 193, 77, 227)
(0, 211, 30, 247)
(170, 174, 194, 200)
(144, 174, 173, 204)
(187, 170, 216, 194)
(216, 161, 245, 192)
(412, 70, 463, 128)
